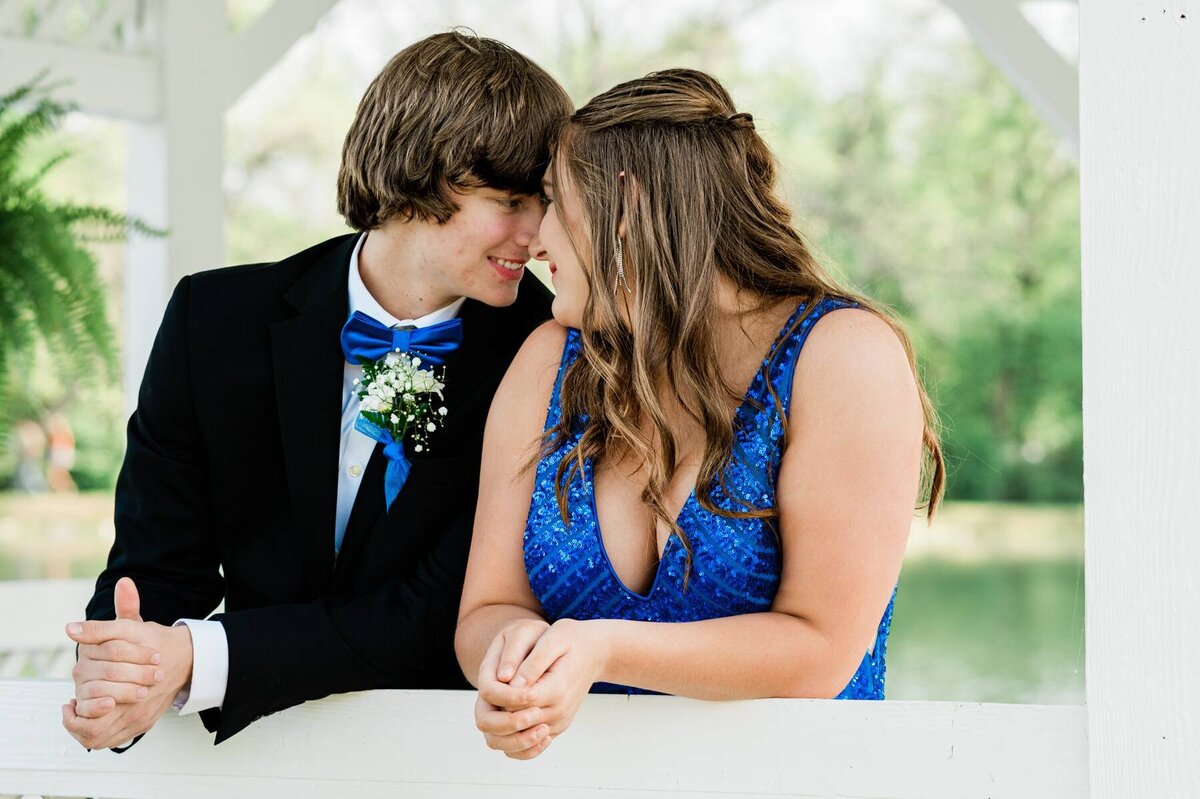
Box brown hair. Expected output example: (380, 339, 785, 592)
(544, 69, 945, 579)
(337, 30, 573, 229)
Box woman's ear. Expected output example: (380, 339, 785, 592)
(617, 169, 638, 238)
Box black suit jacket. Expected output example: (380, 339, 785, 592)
(87, 234, 551, 742)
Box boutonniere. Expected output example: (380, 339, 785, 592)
(340, 310, 464, 510)
(353, 351, 449, 509)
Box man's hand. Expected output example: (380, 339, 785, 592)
(61, 578, 194, 750)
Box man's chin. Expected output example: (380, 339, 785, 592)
(471, 286, 521, 308)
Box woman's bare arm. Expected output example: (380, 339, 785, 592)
(454, 320, 568, 687)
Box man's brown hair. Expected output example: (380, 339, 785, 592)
(337, 30, 573, 230)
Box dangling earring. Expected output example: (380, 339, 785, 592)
(614, 238, 632, 295)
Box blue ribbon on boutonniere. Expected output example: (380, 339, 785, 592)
(354, 414, 411, 512)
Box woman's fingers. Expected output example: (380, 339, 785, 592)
(476, 703, 543, 736)
(483, 723, 551, 755)
(477, 631, 506, 687)
(505, 731, 554, 760)
(80, 640, 161, 666)
(511, 633, 566, 689)
(496, 623, 544, 683)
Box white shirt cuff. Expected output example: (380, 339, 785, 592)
(172, 619, 229, 715)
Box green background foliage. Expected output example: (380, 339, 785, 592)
(2, 10, 1081, 505)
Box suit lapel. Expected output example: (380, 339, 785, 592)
(270, 236, 356, 593)
(438, 298, 508, 417)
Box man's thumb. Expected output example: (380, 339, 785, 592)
(114, 577, 142, 622)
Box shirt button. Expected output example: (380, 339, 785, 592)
(348, 464, 363, 478)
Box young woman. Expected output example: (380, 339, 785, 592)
(455, 68, 944, 760)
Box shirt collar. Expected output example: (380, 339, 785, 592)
(347, 232, 466, 329)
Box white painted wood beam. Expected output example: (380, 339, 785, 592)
(942, 0, 1079, 156)
(0, 34, 159, 119)
(0, 0, 29, 33)
(222, 0, 338, 109)
(1081, 1, 1200, 796)
(123, 0, 226, 413)
(0, 679, 1088, 798)
(77, 0, 138, 49)
(30, 0, 70, 41)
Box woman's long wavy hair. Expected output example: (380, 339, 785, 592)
(543, 69, 945, 580)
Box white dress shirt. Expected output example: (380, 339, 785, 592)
(173, 233, 465, 714)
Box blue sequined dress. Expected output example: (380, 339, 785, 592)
(523, 298, 894, 699)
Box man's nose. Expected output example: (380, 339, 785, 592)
(527, 228, 547, 262)
(516, 205, 546, 253)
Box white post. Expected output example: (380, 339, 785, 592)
(1081, 1, 1200, 795)
(124, 1, 226, 413)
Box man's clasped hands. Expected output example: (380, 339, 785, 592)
(61, 577, 194, 750)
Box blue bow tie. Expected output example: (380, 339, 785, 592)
(339, 310, 464, 366)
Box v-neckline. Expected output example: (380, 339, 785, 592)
(585, 299, 811, 600)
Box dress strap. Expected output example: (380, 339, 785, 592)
(542, 328, 584, 433)
(768, 297, 858, 420)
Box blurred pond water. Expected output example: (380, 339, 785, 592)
(888, 556, 1084, 703)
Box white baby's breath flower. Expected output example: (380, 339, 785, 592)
(355, 350, 449, 453)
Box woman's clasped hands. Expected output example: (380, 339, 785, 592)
(474, 617, 611, 760)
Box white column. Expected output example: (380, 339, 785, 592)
(124, 1, 226, 413)
(1082, 1, 1200, 796)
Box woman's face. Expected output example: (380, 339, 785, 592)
(531, 163, 590, 329)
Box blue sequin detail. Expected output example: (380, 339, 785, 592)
(523, 298, 894, 699)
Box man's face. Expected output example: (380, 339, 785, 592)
(411, 187, 546, 308)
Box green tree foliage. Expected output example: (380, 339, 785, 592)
(790, 49, 1082, 501)
(0, 81, 155, 460)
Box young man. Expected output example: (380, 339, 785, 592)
(62, 31, 572, 747)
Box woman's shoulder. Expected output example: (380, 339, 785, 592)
(493, 320, 572, 411)
(512, 319, 572, 372)
(792, 305, 922, 427)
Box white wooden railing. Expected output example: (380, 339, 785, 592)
(0, 579, 94, 679)
(1, 679, 1088, 799)
(0, 579, 1089, 798)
